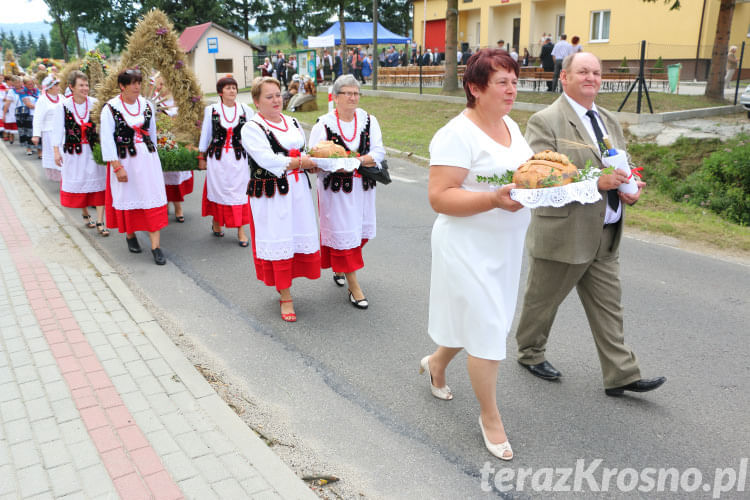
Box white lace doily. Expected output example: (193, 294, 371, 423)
(510, 179, 602, 208)
(312, 157, 360, 173)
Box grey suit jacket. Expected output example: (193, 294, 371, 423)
(524, 95, 627, 265)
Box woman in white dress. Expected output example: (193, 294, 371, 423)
(153, 75, 193, 223)
(197, 77, 253, 246)
(421, 49, 531, 461)
(100, 68, 168, 265)
(52, 71, 108, 235)
(241, 77, 320, 322)
(308, 74, 385, 309)
(32, 75, 63, 181)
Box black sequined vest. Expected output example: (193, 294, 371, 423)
(63, 104, 98, 155)
(322, 114, 375, 192)
(108, 102, 155, 159)
(246, 118, 309, 198)
(206, 106, 248, 161)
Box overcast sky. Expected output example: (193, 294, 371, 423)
(5, 0, 51, 24)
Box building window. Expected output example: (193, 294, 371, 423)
(590, 10, 610, 42)
(216, 59, 233, 73)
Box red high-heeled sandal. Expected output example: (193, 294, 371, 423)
(279, 299, 296, 322)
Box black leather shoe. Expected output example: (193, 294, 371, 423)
(151, 248, 166, 265)
(126, 236, 142, 253)
(519, 360, 561, 380)
(605, 377, 666, 397)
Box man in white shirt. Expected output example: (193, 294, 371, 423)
(515, 51, 665, 397)
(550, 34, 574, 92)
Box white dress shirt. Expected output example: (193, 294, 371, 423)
(564, 93, 622, 224)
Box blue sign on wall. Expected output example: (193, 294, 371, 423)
(207, 37, 219, 54)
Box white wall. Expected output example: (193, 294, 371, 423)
(191, 28, 256, 93)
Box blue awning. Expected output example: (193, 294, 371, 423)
(304, 22, 410, 46)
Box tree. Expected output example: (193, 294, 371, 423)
(141, 0, 233, 32)
(643, 0, 734, 99)
(26, 31, 37, 56)
(254, 0, 313, 48)
(37, 34, 51, 59)
(49, 20, 76, 60)
(225, 0, 255, 40)
(442, 0, 458, 93)
(705, 0, 736, 98)
(17, 32, 28, 54)
(8, 32, 18, 52)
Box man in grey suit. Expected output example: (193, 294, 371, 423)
(515, 51, 666, 396)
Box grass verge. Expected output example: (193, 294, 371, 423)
(282, 91, 749, 256)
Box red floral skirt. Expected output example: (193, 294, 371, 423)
(320, 239, 368, 273)
(105, 172, 168, 233)
(165, 173, 194, 202)
(248, 206, 320, 291)
(201, 182, 250, 228)
(60, 189, 105, 209)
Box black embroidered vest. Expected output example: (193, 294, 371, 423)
(108, 103, 156, 159)
(206, 107, 248, 161)
(246, 118, 309, 198)
(322, 114, 375, 192)
(63, 105, 98, 155)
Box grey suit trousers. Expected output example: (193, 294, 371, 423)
(516, 224, 642, 389)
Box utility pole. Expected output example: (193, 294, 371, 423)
(372, 0, 379, 90)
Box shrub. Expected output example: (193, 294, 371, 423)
(629, 136, 749, 225)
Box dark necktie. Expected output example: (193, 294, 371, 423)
(585, 109, 620, 211)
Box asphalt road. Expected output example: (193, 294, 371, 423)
(10, 143, 750, 499)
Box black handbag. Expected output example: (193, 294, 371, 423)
(358, 159, 392, 185)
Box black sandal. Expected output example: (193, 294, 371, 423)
(175, 215, 185, 223)
(211, 222, 224, 237)
(82, 215, 96, 228)
(96, 222, 110, 237)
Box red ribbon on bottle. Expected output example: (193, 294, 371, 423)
(628, 166, 644, 180)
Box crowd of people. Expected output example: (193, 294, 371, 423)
(1, 65, 386, 324)
(1, 45, 669, 463)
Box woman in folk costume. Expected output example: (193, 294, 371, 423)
(3, 76, 21, 144)
(0, 75, 7, 141)
(100, 68, 168, 265)
(241, 77, 320, 322)
(197, 77, 253, 246)
(308, 74, 386, 309)
(51, 70, 108, 236)
(153, 74, 192, 223)
(32, 75, 64, 181)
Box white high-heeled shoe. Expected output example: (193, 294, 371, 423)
(419, 355, 453, 400)
(478, 415, 513, 461)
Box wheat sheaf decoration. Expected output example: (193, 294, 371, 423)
(91, 9, 204, 145)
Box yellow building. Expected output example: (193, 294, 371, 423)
(413, 0, 750, 76)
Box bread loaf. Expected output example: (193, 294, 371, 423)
(310, 140, 347, 158)
(513, 151, 579, 188)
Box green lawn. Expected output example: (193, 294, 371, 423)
(282, 89, 748, 256)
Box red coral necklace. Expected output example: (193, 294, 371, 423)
(46, 91, 59, 104)
(120, 94, 141, 116)
(258, 113, 288, 132)
(335, 109, 357, 142)
(72, 97, 88, 124)
(221, 101, 237, 123)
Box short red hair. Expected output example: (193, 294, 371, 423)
(463, 48, 519, 108)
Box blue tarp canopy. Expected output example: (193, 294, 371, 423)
(304, 22, 410, 46)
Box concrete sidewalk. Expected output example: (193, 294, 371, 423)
(0, 142, 316, 499)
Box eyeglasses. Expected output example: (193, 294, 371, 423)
(339, 91, 360, 98)
(124, 69, 142, 76)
